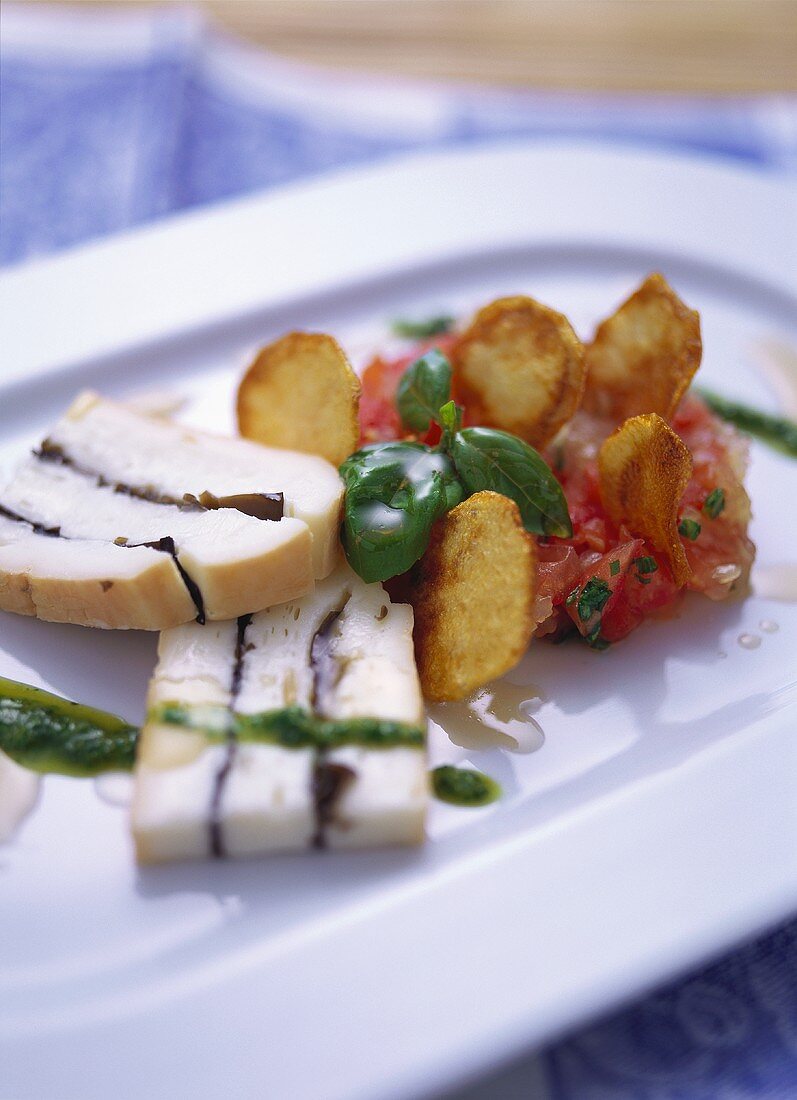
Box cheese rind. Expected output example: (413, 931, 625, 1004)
(0, 516, 196, 630)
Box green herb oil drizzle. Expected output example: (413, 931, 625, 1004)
(431, 764, 501, 806)
(0, 677, 138, 777)
(698, 388, 797, 458)
(0, 678, 425, 778)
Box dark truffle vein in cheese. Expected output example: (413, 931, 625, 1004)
(209, 613, 253, 858)
(36, 442, 285, 520)
(0, 502, 207, 624)
(132, 564, 427, 862)
(0, 502, 61, 538)
(1, 393, 344, 631)
(130, 536, 206, 624)
(310, 602, 348, 713)
(311, 762, 356, 849)
(309, 598, 354, 848)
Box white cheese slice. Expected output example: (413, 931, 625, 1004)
(148, 619, 238, 708)
(50, 391, 343, 577)
(318, 585, 422, 726)
(132, 564, 427, 862)
(0, 391, 344, 629)
(0, 515, 196, 629)
(220, 743, 315, 856)
(317, 580, 427, 849)
(235, 570, 353, 715)
(132, 745, 225, 864)
(324, 746, 427, 849)
(4, 460, 312, 622)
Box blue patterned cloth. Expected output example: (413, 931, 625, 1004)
(2, 7, 796, 1098)
(3, 4, 796, 268)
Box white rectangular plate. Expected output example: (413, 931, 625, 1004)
(1, 142, 796, 1100)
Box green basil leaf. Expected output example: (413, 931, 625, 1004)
(449, 426, 572, 538)
(438, 400, 462, 435)
(396, 349, 452, 433)
(391, 315, 454, 339)
(340, 442, 463, 582)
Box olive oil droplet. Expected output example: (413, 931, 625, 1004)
(431, 681, 545, 755)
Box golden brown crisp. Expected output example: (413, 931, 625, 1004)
(598, 413, 693, 586)
(237, 332, 360, 467)
(452, 296, 586, 448)
(410, 491, 537, 702)
(583, 273, 702, 423)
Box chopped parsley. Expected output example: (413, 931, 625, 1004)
(391, 315, 455, 339)
(679, 518, 702, 541)
(586, 628, 611, 651)
(577, 577, 612, 623)
(634, 556, 658, 574)
(610, 559, 620, 576)
(703, 487, 726, 519)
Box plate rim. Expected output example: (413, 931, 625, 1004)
(1, 138, 793, 390)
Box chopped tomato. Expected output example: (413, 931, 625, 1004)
(601, 547, 681, 642)
(673, 395, 755, 600)
(358, 334, 458, 447)
(358, 328, 754, 648)
(536, 543, 582, 605)
(358, 356, 407, 445)
(563, 541, 643, 644)
(538, 396, 755, 643)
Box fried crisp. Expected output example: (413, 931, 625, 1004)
(237, 332, 361, 467)
(583, 273, 702, 422)
(452, 296, 586, 448)
(598, 413, 693, 586)
(410, 491, 537, 702)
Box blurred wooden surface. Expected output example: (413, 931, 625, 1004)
(44, 1, 797, 92)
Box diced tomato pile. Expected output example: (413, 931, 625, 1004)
(358, 334, 459, 449)
(357, 339, 755, 647)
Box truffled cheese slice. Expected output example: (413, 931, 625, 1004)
(0, 392, 343, 630)
(51, 392, 342, 577)
(316, 582, 426, 849)
(132, 564, 427, 862)
(0, 515, 196, 630)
